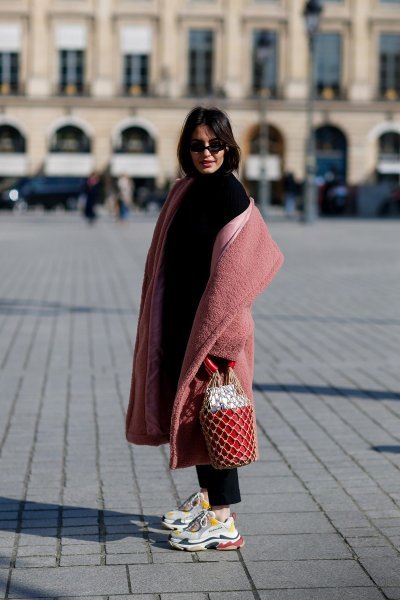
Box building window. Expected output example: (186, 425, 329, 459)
(316, 33, 342, 99)
(0, 52, 19, 94)
(0, 125, 25, 153)
(116, 127, 155, 154)
(50, 126, 91, 153)
(379, 34, 400, 100)
(120, 26, 152, 96)
(379, 132, 400, 162)
(123, 54, 149, 96)
(315, 125, 347, 180)
(188, 29, 214, 96)
(252, 31, 278, 97)
(59, 50, 85, 95)
(377, 131, 400, 185)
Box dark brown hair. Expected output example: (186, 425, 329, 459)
(177, 106, 241, 176)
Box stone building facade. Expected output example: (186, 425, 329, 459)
(0, 0, 399, 203)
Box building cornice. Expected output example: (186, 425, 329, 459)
(1, 95, 399, 115)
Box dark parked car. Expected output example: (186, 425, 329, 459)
(0, 176, 86, 210)
(0, 177, 29, 210)
(379, 186, 400, 217)
(137, 187, 168, 211)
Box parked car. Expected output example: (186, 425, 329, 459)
(137, 187, 168, 212)
(0, 177, 29, 210)
(379, 186, 400, 217)
(0, 176, 86, 210)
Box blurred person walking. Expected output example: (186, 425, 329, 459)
(116, 174, 134, 220)
(83, 172, 100, 224)
(283, 171, 297, 218)
(125, 106, 284, 551)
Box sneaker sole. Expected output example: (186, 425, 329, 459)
(161, 520, 179, 530)
(161, 518, 194, 531)
(169, 535, 245, 552)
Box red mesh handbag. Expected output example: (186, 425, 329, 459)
(199, 356, 257, 470)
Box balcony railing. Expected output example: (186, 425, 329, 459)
(186, 84, 224, 98)
(316, 84, 345, 100)
(57, 83, 89, 96)
(251, 85, 280, 100)
(379, 87, 400, 101)
(0, 82, 23, 96)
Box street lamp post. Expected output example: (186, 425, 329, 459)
(303, 0, 323, 223)
(256, 32, 273, 219)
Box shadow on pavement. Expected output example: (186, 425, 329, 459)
(253, 312, 400, 326)
(371, 445, 400, 454)
(0, 497, 162, 543)
(0, 299, 135, 317)
(0, 576, 49, 600)
(254, 382, 400, 401)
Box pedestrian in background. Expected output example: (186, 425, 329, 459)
(116, 174, 134, 220)
(83, 171, 100, 224)
(283, 171, 297, 218)
(125, 106, 283, 551)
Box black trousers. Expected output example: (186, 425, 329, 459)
(196, 465, 241, 506)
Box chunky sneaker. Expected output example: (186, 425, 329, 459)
(168, 509, 245, 551)
(161, 492, 210, 531)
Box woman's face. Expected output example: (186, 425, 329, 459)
(190, 125, 226, 175)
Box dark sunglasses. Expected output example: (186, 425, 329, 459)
(189, 140, 225, 153)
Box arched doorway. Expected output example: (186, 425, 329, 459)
(315, 126, 349, 215)
(244, 124, 284, 204)
(315, 125, 347, 181)
(116, 126, 156, 155)
(0, 125, 26, 153)
(111, 124, 159, 207)
(50, 125, 91, 153)
(376, 131, 400, 185)
(45, 122, 94, 176)
(0, 124, 28, 179)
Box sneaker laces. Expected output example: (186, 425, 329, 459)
(178, 491, 202, 512)
(185, 509, 210, 533)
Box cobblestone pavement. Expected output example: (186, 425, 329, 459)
(0, 211, 399, 600)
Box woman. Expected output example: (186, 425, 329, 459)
(126, 106, 284, 551)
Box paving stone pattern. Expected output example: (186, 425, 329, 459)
(0, 212, 399, 600)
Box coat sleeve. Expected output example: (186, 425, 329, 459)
(209, 304, 253, 361)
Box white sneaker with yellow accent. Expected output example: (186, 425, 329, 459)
(168, 509, 245, 551)
(161, 492, 210, 531)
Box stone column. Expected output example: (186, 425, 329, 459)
(158, 0, 180, 97)
(223, 0, 243, 99)
(348, 0, 373, 101)
(92, 0, 114, 97)
(284, 0, 308, 100)
(26, 0, 50, 96)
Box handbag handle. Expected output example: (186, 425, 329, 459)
(204, 355, 236, 374)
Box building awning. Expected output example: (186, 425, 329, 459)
(110, 154, 160, 178)
(120, 26, 152, 53)
(245, 155, 281, 181)
(0, 154, 28, 176)
(377, 161, 400, 175)
(0, 24, 21, 51)
(44, 154, 94, 176)
(55, 25, 87, 50)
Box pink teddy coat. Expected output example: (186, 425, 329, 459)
(126, 176, 284, 469)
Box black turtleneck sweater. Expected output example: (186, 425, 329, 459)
(162, 171, 250, 388)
